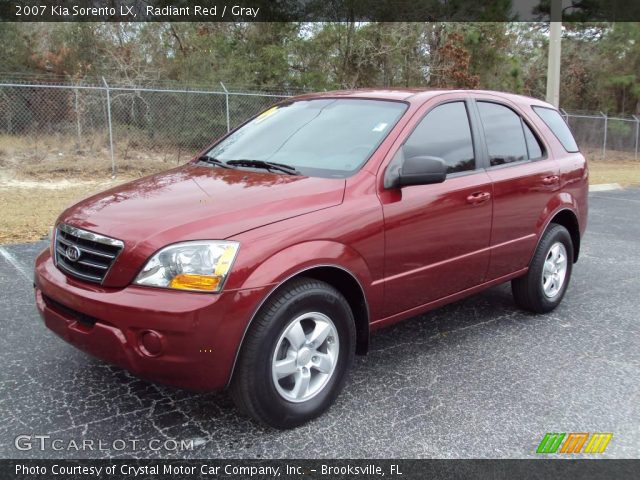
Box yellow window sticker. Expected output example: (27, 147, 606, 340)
(254, 106, 279, 124)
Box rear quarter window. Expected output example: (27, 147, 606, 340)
(533, 106, 579, 153)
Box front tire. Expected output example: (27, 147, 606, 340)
(229, 278, 356, 429)
(512, 223, 574, 313)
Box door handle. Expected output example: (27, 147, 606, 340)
(466, 191, 491, 205)
(542, 175, 560, 185)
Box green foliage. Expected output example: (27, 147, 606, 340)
(608, 120, 632, 137)
(0, 24, 34, 73)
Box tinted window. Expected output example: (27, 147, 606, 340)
(207, 99, 407, 178)
(478, 102, 528, 166)
(403, 102, 475, 174)
(533, 106, 579, 152)
(523, 122, 544, 159)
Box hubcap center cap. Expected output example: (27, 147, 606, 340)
(297, 348, 312, 366)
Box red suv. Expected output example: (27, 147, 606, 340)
(34, 89, 587, 428)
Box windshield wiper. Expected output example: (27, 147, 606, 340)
(225, 159, 301, 176)
(197, 156, 234, 169)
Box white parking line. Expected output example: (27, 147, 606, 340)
(591, 194, 640, 204)
(0, 246, 32, 282)
(589, 183, 622, 192)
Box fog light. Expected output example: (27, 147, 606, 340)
(139, 330, 163, 357)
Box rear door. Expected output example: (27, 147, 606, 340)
(379, 96, 493, 317)
(471, 97, 561, 280)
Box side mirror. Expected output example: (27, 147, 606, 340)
(398, 156, 447, 187)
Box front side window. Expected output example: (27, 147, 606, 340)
(402, 101, 475, 174)
(206, 99, 407, 178)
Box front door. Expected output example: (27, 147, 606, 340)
(379, 99, 493, 317)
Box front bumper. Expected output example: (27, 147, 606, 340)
(34, 249, 270, 391)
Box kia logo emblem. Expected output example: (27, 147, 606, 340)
(66, 246, 81, 262)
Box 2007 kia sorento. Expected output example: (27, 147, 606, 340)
(35, 89, 587, 428)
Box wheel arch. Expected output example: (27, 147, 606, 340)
(226, 263, 371, 388)
(299, 266, 369, 356)
(549, 208, 581, 262)
(534, 206, 581, 263)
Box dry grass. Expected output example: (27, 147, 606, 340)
(0, 133, 186, 179)
(584, 149, 640, 187)
(589, 161, 640, 186)
(0, 133, 187, 243)
(0, 143, 638, 245)
(0, 180, 134, 244)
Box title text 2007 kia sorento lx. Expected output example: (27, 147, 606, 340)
(35, 89, 587, 428)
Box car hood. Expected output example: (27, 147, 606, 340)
(59, 164, 345, 287)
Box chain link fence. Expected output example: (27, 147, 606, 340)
(0, 80, 638, 179)
(0, 80, 291, 177)
(562, 110, 640, 161)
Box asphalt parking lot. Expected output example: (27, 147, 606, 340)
(0, 188, 638, 459)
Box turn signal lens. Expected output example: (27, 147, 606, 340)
(169, 274, 221, 291)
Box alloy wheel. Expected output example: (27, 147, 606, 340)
(271, 312, 339, 403)
(541, 241, 568, 298)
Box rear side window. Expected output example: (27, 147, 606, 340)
(403, 101, 475, 174)
(533, 106, 579, 152)
(478, 102, 528, 166)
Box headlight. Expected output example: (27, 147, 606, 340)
(134, 241, 239, 292)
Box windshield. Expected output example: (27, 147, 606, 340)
(206, 98, 408, 178)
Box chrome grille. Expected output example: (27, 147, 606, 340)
(54, 224, 124, 284)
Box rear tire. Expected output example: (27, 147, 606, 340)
(512, 223, 574, 313)
(229, 277, 356, 429)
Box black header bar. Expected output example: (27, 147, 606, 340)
(1, 0, 640, 22)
